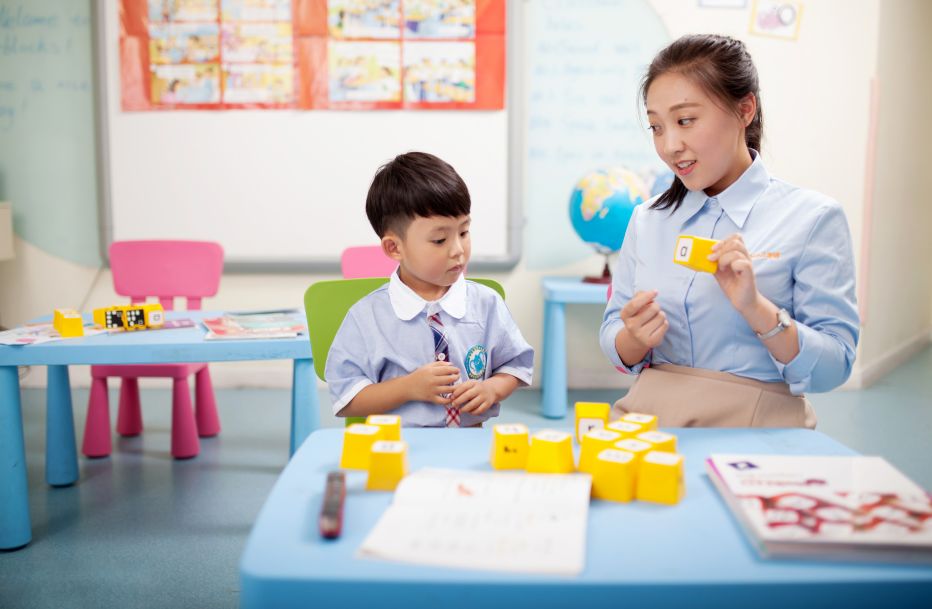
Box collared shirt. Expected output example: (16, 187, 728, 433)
(599, 151, 859, 395)
(327, 270, 534, 426)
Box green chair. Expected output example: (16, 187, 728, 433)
(304, 277, 505, 426)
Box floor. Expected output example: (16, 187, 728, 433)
(1, 346, 930, 609)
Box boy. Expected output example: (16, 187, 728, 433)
(326, 152, 533, 427)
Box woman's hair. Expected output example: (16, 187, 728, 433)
(640, 34, 763, 211)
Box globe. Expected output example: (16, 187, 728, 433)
(568, 167, 648, 282)
(650, 169, 675, 198)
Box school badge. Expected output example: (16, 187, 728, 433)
(465, 345, 488, 380)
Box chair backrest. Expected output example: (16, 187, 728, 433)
(109, 240, 224, 311)
(340, 245, 397, 279)
(304, 277, 505, 381)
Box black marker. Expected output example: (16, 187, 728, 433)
(319, 471, 346, 539)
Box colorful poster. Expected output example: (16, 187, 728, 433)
(149, 23, 220, 64)
(223, 63, 294, 102)
(148, 0, 218, 22)
(329, 0, 401, 39)
(151, 63, 221, 103)
(221, 23, 294, 63)
(328, 41, 401, 102)
(222, 0, 293, 21)
(403, 41, 474, 103)
(404, 0, 475, 39)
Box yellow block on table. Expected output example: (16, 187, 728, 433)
(578, 429, 622, 474)
(614, 438, 652, 463)
(606, 420, 643, 439)
(636, 430, 677, 453)
(591, 449, 637, 503)
(53, 309, 84, 338)
(366, 414, 402, 441)
(636, 450, 686, 505)
(366, 440, 408, 491)
(575, 401, 610, 443)
(526, 430, 575, 474)
(621, 412, 657, 431)
(673, 235, 719, 274)
(339, 423, 381, 470)
(490, 423, 530, 470)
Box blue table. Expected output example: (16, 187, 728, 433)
(240, 428, 932, 609)
(541, 277, 611, 418)
(0, 311, 316, 550)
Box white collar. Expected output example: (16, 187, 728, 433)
(388, 268, 467, 321)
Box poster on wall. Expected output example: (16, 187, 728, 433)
(120, 0, 505, 110)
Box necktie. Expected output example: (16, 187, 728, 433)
(428, 312, 460, 427)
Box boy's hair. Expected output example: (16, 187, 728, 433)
(365, 152, 471, 238)
(640, 34, 764, 212)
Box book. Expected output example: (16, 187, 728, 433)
(706, 454, 932, 563)
(202, 311, 306, 340)
(358, 468, 592, 575)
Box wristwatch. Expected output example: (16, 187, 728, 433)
(756, 308, 792, 340)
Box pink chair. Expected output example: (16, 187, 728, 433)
(82, 240, 224, 459)
(340, 245, 397, 278)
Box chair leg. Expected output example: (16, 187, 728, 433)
(171, 377, 200, 459)
(116, 378, 143, 437)
(194, 367, 221, 437)
(82, 377, 112, 458)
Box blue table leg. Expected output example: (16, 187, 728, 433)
(290, 358, 318, 457)
(541, 300, 568, 419)
(46, 365, 78, 487)
(0, 365, 31, 549)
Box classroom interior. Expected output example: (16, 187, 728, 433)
(1, 1, 931, 608)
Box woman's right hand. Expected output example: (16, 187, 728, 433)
(620, 290, 669, 351)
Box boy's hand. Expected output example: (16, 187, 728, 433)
(407, 361, 460, 404)
(450, 380, 498, 415)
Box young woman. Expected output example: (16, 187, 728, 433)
(599, 34, 859, 427)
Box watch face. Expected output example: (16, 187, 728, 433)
(778, 308, 791, 327)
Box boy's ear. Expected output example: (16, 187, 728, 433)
(381, 234, 403, 262)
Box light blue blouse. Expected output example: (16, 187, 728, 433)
(599, 152, 859, 395)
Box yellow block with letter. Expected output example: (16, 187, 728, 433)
(578, 429, 622, 474)
(673, 235, 719, 274)
(636, 430, 677, 453)
(366, 440, 408, 491)
(574, 401, 610, 443)
(93, 303, 165, 331)
(621, 412, 657, 431)
(606, 420, 643, 439)
(490, 423, 530, 470)
(526, 430, 575, 474)
(614, 438, 652, 464)
(591, 448, 637, 503)
(636, 450, 686, 505)
(339, 423, 381, 470)
(53, 308, 84, 338)
(366, 414, 402, 441)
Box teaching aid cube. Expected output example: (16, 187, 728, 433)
(636, 450, 686, 506)
(614, 438, 652, 464)
(636, 430, 677, 453)
(621, 412, 658, 431)
(578, 429, 622, 474)
(575, 401, 610, 443)
(591, 449, 637, 503)
(490, 424, 530, 470)
(53, 309, 84, 338)
(606, 420, 643, 439)
(673, 234, 719, 274)
(339, 423, 381, 470)
(366, 440, 408, 491)
(366, 414, 402, 441)
(526, 430, 575, 474)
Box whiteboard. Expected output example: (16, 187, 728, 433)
(96, 0, 517, 271)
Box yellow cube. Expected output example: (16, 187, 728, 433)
(636, 450, 686, 505)
(490, 423, 530, 470)
(606, 420, 643, 439)
(613, 438, 652, 463)
(339, 423, 381, 470)
(366, 414, 402, 441)
(591, 449, 637, 503)
(53, 309, 84, 338)
(636, 430, 677, 453)
(673, 234, 719, 274)
(621, 412, 658, 431)
(578, 429, 622, 474)
(575, 401, 610, 443)
(366, 440, 408, 491)
(526, 430, 575, 474)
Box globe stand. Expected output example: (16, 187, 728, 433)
(582, 254, 612, 284)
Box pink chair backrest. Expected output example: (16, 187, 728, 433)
(109, 240, 224, 311)
(340, 245, 397, 279)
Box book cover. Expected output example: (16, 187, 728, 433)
(202, 311, 306, 340)
(706, 454, 932, 563)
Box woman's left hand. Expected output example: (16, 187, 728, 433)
(709, 233, 759, 315)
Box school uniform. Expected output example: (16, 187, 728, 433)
(327, 270, 534, 427)
(600, 151, 859, 427)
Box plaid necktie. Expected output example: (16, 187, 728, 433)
(428, 312, 460, 427)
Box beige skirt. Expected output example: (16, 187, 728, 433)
(612, 364, 817, 428)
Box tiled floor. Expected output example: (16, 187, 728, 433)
(1, 346, 930, 608)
